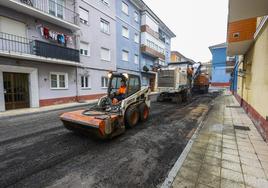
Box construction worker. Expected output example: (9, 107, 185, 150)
(187, 65, 193, 87)
(112, 79, 127, 104)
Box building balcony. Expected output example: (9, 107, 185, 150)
(0, 32, 80, 66)
(227, 0, 268, 56)
(141, 25, 159, 39)
(0, 0, 80, 31)
(229, 0, 268, 22)
(141, 44, 165, 60)
(227, 18, 257, 56)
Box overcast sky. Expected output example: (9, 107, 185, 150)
(143, 0, 229, 62)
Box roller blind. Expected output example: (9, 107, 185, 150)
(0, 16, 26, 37)
(79, 7, 89, 23)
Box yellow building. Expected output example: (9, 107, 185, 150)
(227, 1, 268, 141)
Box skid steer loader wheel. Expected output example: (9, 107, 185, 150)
(139, 103, 149, 122)
(126, 106, 140, 128)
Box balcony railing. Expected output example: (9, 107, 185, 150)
(141, 45, 165, 60)
(34, 40, 80, 62)
(0, 32, 80, 62)
(18, 0, 79, 25)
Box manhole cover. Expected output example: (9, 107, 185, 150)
(234, 125, 250, 131)
(226, 105, 241, 108)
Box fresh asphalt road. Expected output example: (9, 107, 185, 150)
(0, 93, 217, 188)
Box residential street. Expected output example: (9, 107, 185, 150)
(0, 93, 217, 188)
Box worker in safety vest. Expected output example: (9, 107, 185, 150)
(187, 65, 193, 87)
(112, 79, 127, 104)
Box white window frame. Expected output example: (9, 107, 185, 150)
(50, 72, 68, 90)
(159, 59, 165, 66)
(79, 7, 89, 25)
(122, 26, 129, 39)
(122, 1, 129, 15)
(100, 47, 111, 62)
(101, 0, 109, 6)
(81, 75, 91, 89)
(101, 76, 108, 88)
(122, 50, 129, 62)
(80, 42, 90, 56)
(134, 33, 139, 43)
(166, 38, 170, 45)
(134, 54, 139, 64)
(49, 0, 65, 19)
(134, 11, 139, 22)
(100, 18, 110, 34)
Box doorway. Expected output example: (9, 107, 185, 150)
(3, 72, 30, 110)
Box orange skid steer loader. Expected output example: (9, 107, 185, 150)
(60, 73, 151, 139)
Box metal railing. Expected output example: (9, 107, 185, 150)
(18, 0, 79, 25)
(0, 32, 32, 54)
(34, 40, 80, 62)
(0, 32, 80, 62)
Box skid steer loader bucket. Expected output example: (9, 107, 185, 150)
(60, 110, 122, 139)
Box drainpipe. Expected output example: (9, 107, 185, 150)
(233, 55, 244, 106)
(74, 0, 79, 102)
(138, 14, 142, 84)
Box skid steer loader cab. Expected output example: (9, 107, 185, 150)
(108, 73, 141, 101)
(60, 72, 151, 139)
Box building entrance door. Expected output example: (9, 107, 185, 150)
(149, 76, 155, 92)
(3, 72, 30, 110)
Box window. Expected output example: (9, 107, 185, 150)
(101, 77, 108, 88)
(101, 47, 111, 61)
(80, 42, 90, 56)
(122, 2, 129, 15)
(134, 33, 139, 43)
(50, 72, 68, 89)
(100, 19, 110, 34)
(49, 0, 64, 19)
(122, 50, 129, 62)
(127, 75, 140, 96)
(101, 0, 109, 6)
(81, 75, 91, 89)
(122, 26, 129, 38)
(166, 38, 170, 45)
(134, 11, 139, 22)
(79, 7, 89, 24)
(146, 39, 165, 55)
(134, 54, 139, 64)
(0, 16, 26, 37)
(159, 59, 165, 66)
(142, 76, 148, 86)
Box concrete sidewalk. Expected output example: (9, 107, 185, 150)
(0, 92, 159, 119)
(164, 92, 268, 188)
(0, 99, 98, 119)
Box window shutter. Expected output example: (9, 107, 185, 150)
(79, 7, 89, 23)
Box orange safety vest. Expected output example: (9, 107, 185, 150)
(118, 86, 126, 94)
(187, 68, 193, 76)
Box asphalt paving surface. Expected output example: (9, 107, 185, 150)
(0, 93, 218, 188)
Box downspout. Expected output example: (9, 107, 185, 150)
(138, 13, 142, 83)
(74, 0, 80, 102)
(233, 55, 244, 106)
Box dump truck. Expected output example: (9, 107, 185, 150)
(60, 72, 151, 139)
(192, 73, 209, 94)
